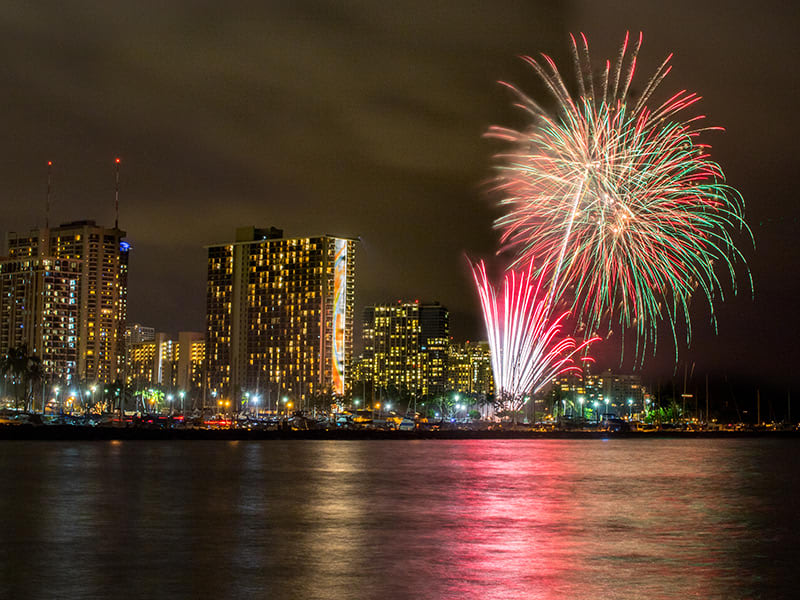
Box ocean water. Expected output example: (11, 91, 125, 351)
(1, 439, 798, 599)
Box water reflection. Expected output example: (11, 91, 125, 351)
(0, 440, 797, 599)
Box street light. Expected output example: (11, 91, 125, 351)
(251, 394, 259, 418)
(52, 386, 60, 415)
(578, 397, 585, 419)
(179, 390, 185, 416)
(627, 398, 634, 420)
(282, 396, 289, 416)
(167, 394, 174, 416)
(593, 401, 600, 422)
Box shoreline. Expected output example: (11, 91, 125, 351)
(2, 425, 799, 441)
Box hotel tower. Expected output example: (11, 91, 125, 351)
(5, 221, 129, 384)
(206, 227, 356, 404)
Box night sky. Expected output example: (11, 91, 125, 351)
(2, 1, 798, 397)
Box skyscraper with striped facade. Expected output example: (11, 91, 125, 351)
(205, 227, 356, 405)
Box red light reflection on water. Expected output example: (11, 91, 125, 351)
(0, 439, 782, 599)
(427, 440, 743, 600)
(437, 440, 574, 599)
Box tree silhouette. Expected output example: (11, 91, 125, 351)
(0, 346, 44, 411)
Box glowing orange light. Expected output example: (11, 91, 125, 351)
(47, 161, 52, 166)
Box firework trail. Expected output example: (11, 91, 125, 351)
(471, 260, 598, 413)
(487, 32, 751, 360)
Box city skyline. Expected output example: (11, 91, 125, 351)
(1, 1, 798, 395)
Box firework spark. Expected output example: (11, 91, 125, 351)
(487, 32, 751, 359)
(471, 260, 598, 414)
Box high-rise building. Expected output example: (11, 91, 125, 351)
(419, 302, 449, 397)
(447, 340, 493, 398)
(7, 221, 129, 384)
(362, 302, 422, 395)
(361, 300, 450, 399)
(206, 227, 356, 403)
(0, 256, 80, 382)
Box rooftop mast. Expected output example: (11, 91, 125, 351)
(114, 157, 121, 229)
(45, 160, 52, 228)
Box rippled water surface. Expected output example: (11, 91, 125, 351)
(1, 439, 798, 599)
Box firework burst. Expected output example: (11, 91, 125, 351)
(471, 260, 598, 414)
(487, 32, 751, 360)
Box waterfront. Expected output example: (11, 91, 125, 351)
(1, 439, 798, 599)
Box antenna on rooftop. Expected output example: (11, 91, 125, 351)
(45, 160, 53, 229)
(114, 157, 121, 229)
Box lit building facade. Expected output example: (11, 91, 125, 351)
(419, 302, 449, 397)
(598, 370, 647, 412)
(206, 227, 356, 403)
(127, 331, 205, 397)
(362, 302, 422, 395)
(177, 331, 205, 395)
(0, 256, 80, 382)
(127, 337, 162, 389)
(361, 301, 450, 399)
(551, 368, 649, 418)
(124, 323, 155, 346)
(447, 341, 494, 398)
(7, 221, 129, 384)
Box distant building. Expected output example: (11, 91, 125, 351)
(598, 369, 647, 414)
(419, 302, 449, 397)
(206, 227, 356, 405)
(177, 331, 205, 395)
(125, 323, 155, 346)
(361, 300, 450, 400)
(447, 340, 493, 398)
(6, 221, 129, 384)
(127, 333, 171, 389)
(0, 256, 80, 383)
(362, 302, 422, 397)
(127, 331, 205, 398)
(551, 367, 649, 418)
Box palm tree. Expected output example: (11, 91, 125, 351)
(23, 356, 43, 412)
(0, 351, 10, 402)
(0, 346, 47, 411)
(4, 346, 31, 410)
